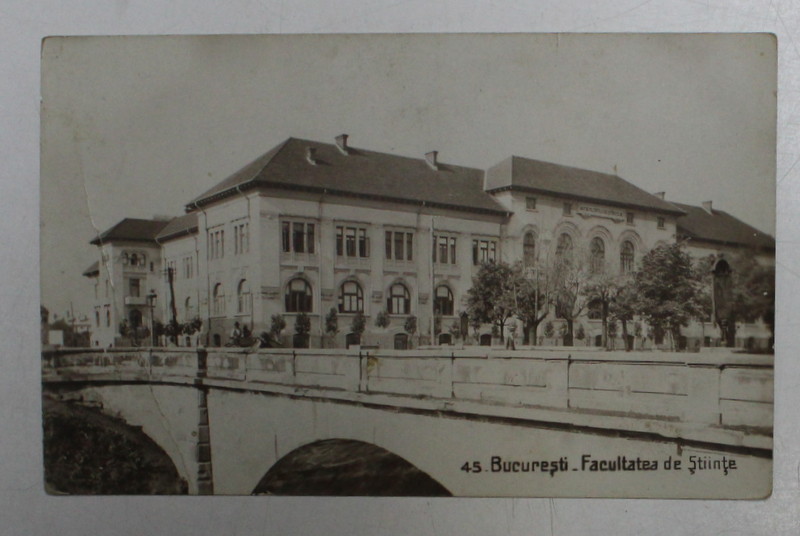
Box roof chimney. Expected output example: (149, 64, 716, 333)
(702, 200, 713, 214)
(425, 150, 439, 170)
(306, 146, 318, 165)
(335, 134, 349, 155)
(653, 191, 665, 200)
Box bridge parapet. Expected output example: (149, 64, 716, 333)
(43, 347, 773, 446)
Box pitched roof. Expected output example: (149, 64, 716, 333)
(90, 218, 170, 245)
(82, 261, 99, 277)
(187, 137, 509, 216)
(673, 202, 775, 251)
(156, 213, 199, 242)
(485, 156, 685, 215)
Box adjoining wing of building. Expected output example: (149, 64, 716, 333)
(82, 135, 774, 350)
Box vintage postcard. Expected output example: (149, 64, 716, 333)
(40, 34, 775, 497)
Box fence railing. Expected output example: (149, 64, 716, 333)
(42, 347, 773, 429)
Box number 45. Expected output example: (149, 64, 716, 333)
(461, 461, 482, 473)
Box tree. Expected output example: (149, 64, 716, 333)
(295, 312, 311, 336)
(269, 314, 286, 341)
(293, 312, 311, 348)
(512, 263, 553, 345)
(324, 307, 339, 347)
(550, 248, 591, 346)
(448, 319, 462, 341)
(723, 252, 775, 348)
(404, 315, 417, 347)
(582, 269, 623, 350)
(608, 277, 638, 351)
(466, 262, 517, 342)
(350, 311, 367, 343)
(635, 243, 703, 350)
(575, 324, 585, 341)
(375, 310, 390, 329)
(543, 321, 554, 339)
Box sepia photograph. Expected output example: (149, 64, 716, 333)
(40, 33, 775, 498)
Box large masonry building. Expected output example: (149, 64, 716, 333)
(83, 135, 774, 349)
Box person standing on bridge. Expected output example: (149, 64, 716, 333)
(230, 322, 242, 346)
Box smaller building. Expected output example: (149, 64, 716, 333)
(83, 218, 170, 347)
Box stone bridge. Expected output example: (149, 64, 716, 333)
(41, 347, 773, 498)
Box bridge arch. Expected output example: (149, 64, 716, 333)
(251, 438, 451, 496)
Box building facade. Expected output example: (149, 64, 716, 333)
(82, 135, 774, 349)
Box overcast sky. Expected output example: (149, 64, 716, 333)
(40, 33, 776, 318)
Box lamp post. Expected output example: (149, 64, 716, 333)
(146, 290, 158, 347)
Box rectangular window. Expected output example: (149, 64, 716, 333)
(526, 196, 537, 210)
(386, 231, 413, 261)
(306, 223, 315, 254)
(336, 225, 368, 258)
(293, 223, 305, 253)
(129, 278, 141, 298)
(657, 217, 665, 229)
(626, 212, 634, 224)
(563, 202, 572, 216)
(233, 222, 249, 255)
(472, 239, 497, 265)
(282, 221, 316, 254)
(208, 229, 225, 260)
(282, 222, 291, 253)
(345, 227, 356, 256)
(358, 229, 368, 258)
(394, 232, 404, 261)
(433, 234, 457, 264)
(182, 256, 194, 279)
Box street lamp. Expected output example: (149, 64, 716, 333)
(146, 290, 158, 347)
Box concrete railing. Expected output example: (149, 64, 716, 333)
(42, 347, 773, 429)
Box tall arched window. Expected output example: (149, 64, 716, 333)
(590, 237, 605, 274)
(212, 283, 226, 316)
(184, 296, 192, 320)
(338, 281, 364, 313)
(620, 241, 635, 274)
(523, 232, 536, 267)
(433, 285, 454, 316)
(555, 233, 573, 260)
(285, 278, 312, 313)
(237, 279, 251, 314)
(387, 283, 411, 315)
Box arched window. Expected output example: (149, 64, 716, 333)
(620, 241, 635, 274)
(285, 278, 312, 313)
(590, 237, 605, 274)
(237, 279, 251, 314)
(129, 253, 138, 266)
(212, 283, 226, 316)
(555, 233, 573, 260)
(387, 283, 410, 315)
(184, 297, 192, 320)
(339, 281, 363, 313)
(121, 252, 129, 265)
(523, 232, 536, 267)
(438, 333, 453, 345)
(139, 253, 147, 267)
(433, 285, 454, 316)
